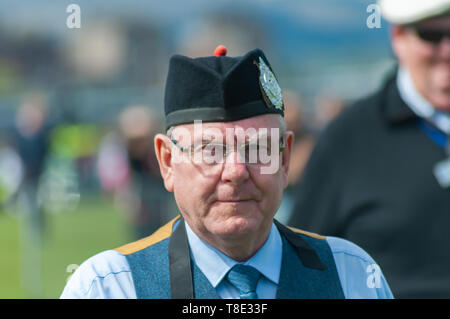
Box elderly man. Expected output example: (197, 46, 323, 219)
(61, 47, 392, 299)
(289, 0, 450, 298)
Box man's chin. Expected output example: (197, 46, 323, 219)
(431, 95, 450, 112)
(207, 214, 262, 237)
(211, 200, 258, 214)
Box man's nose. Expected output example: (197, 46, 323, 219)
(220, 150, 250, 185)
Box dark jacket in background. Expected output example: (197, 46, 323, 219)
(288, 72, 450, 298)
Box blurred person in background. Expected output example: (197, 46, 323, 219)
(11, 91, 51, 297)
(118, 105, 172, 239)
(289, 0, 450, 298)
(314, 94, 345, 131)
(276, 90, 315, 223)
(98, 105, 173, 240)
(0, 138, 23, 212)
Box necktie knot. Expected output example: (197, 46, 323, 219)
(226, 264, 261, 299)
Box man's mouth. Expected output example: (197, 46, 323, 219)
(216, 198, 254, 203)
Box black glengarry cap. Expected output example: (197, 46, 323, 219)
(164, 47, 284, 130)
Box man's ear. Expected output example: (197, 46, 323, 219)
(390, 25, 407, 60)
(281, 131, 294, 189)
(154, 134, 174, 192)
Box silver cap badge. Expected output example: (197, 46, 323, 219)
(257, 57, 283, 111)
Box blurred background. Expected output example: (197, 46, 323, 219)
(0, 0, 394, 298)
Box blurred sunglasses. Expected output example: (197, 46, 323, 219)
(408, 26, 450, 44)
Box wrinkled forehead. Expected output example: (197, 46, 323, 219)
(169, 114, 286, 141)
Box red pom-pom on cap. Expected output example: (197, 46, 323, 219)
(214, 45, 227, 57)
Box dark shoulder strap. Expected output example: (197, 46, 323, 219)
(274, 219, 326, 270)
(169, 219, 194, 299)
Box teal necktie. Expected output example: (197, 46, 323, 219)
(226, 264, 261, 299)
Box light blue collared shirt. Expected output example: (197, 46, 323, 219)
(185, 221, 281, 299)
(60, 221, 394, 299)
(397, 67, 450, 135)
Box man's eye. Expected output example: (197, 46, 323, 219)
(202, 144, 225, 155)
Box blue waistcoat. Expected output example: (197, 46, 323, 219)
(115, 216, 345, 299)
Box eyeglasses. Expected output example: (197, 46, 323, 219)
(169, 135, 286, 167)
(408, 26, 450, 45)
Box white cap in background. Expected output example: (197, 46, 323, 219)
(378, 0, 450, 24)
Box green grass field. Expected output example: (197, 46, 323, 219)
(0, 196, 133, 299)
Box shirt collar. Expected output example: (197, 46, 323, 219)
(185, 220, 282, 288)
(397, 67, 450, 135)
(397, 67, 436, 118)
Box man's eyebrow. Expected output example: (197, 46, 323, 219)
(248, 133, 282, 143)
(193, 130, 284, 144)
(206, 135, 280, 144)
(195, 136, 221, 144)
